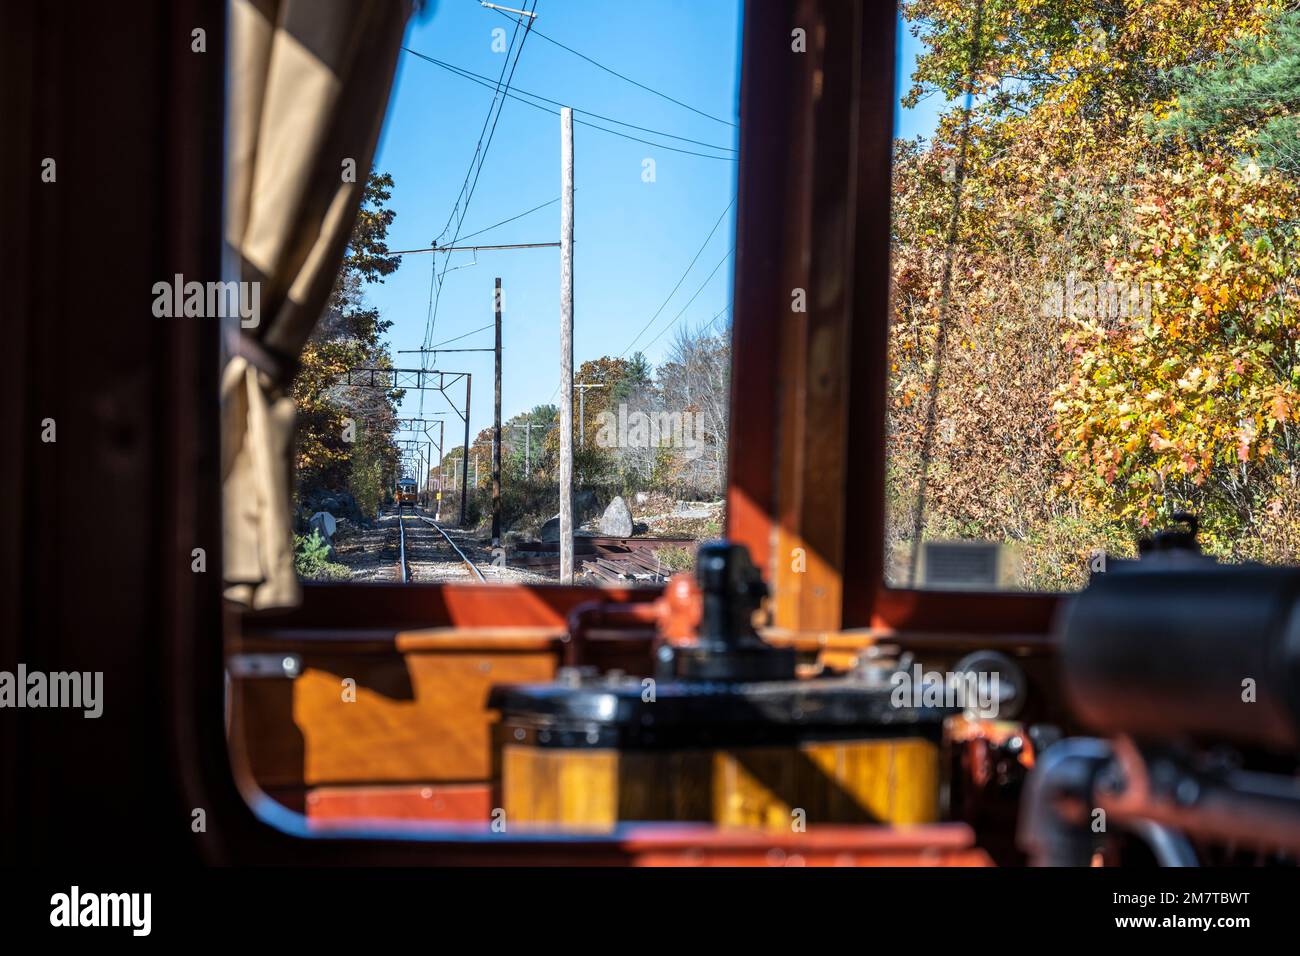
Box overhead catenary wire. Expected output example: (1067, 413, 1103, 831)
(543, 195, 738, 403)
(639, 248, 734, 353)
(546, 194, 736, 403)
(403, 49, 737, 161)
(403, 49, 736, 155)
(432, 9, 528, 250)
(417, 13, 527, 417)
(457, 195, 559, 243)
(424, 0, 537, 363)
(620, 196, 736, 356)
(390, 240, 559, 255)
(484, 3, 736, 128)
(428, 323, 496, 350)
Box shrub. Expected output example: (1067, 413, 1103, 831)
(294, 530, 351, 581)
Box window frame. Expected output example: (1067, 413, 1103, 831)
(217, 0, 1051, 860)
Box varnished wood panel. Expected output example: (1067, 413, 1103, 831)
(233, 649, 558, 788)
(499, 738, 941, 831)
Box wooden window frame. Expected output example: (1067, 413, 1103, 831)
(723, 0, 1061, 639)
(225, 0, 1057, 860)
(254, 0, 1059, 642)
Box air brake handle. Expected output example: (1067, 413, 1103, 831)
(661, 541, 795, 683)
(695, 541, 768, 651)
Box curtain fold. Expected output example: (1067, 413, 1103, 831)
(223, 0, 411, 609)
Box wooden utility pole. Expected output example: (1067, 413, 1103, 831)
(559, 106, 575, 583)
(492, 277, 503, 546)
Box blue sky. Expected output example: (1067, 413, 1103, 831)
(366, 1, 941, 453)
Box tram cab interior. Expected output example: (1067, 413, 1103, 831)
(5, 0, 1300, 870)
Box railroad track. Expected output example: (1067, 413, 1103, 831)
(396, 502, 411, 583)
(414, 513, 487, 582)
(392, 505, 486, 583)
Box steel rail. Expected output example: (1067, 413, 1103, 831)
(416, 513, 487, 582)
(397, 505, 411, 583)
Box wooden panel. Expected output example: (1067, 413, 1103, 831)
(233, 649, 558, 788)
(241, 582, 658, 632)
(286, 784, 492, 823)
(621, 823, 991, 867)
(499, 738, 941, 831)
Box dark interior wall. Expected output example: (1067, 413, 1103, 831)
(0, 0, 228, 865)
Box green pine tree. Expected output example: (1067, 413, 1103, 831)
(1157, 11, 1300, 177)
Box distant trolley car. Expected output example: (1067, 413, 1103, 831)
(395, 477, 418, 506)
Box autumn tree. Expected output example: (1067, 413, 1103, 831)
(888, 0, 1289, 587)
(292, 171, 404, 518)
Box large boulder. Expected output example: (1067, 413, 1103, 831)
(540, 515, 561, 542)
(307, 511, 338, 560)
(599, 496, 634, 537)
(309, 511, 337, 542)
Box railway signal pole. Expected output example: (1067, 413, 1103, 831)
(559, 106, 576, 583)
(460, 374, 472, 524)
(512, 420, 545, 476)
(574, 382, 607, 449)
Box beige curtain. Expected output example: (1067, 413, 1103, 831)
(223, 0, 412, 608)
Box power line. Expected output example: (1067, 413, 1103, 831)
(704, 302, 732, 332)
(403, 49, 736, 154)
(433, 8, 527, 248)
(424, 0, 537, 360)
(404, 49, 736, 161)
(484, 4, 736, 128)
(390, 241, 559, 255)
(457, 195, 561, 242)
(621, 196, 735, 356)
(640, 248, 734, 353)
(545, 196, 735, 403)
(430, 323, 495, 350)
(546, 235, 733, 403)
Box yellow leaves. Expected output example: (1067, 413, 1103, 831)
(1150, 434, 1176, 452)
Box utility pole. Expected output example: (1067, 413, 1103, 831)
(492, 277, 503, 547)
(460, 373, 471, 525)
(559, 106, 576, 583)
